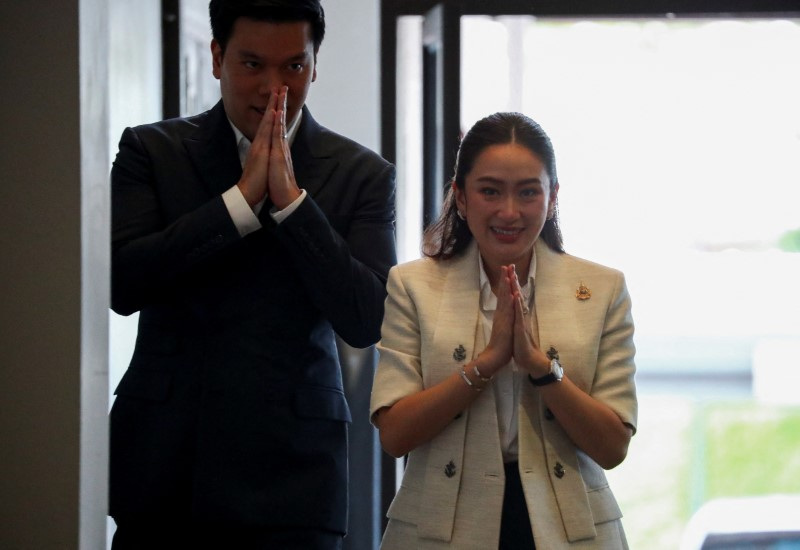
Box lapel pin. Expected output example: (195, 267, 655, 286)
(546, 346, 559, 360)
(576, 282, 591, 301)
(453, 345, 467, 362)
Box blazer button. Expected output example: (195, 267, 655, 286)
(544, 408, 555, 420)
(444, 460, 457, 478)
(554, 462, 565, 478)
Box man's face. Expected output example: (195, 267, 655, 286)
(212, 18, 317, 141)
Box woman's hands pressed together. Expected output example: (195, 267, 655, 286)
(481, 264, 550, 379)
(476, 265, 515, 377)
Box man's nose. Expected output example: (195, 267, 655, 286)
(258, 70, 284, 96)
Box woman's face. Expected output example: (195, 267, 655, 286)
(455, 142, 558, 280)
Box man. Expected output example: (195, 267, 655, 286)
(108, 1, 396, 548)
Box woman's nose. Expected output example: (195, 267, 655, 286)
(497, 196, 519, 220)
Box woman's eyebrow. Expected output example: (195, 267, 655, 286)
(474, 175, 542, 185)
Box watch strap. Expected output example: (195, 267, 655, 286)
(528, 358, 562, 386)
(528, 372, 558, 386)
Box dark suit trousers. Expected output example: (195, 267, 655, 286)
(111, 518, 344, 550)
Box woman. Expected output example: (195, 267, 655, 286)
(370, 112, 637, 549)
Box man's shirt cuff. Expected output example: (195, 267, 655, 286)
(222, 186, 261, 237)
(270, 189, 307, 224)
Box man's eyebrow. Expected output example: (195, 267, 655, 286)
(285, 52, 311, 61)
(235, 49, 262, 60)
(236, 49, 310, 61)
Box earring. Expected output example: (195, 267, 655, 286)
(456, 210, 466, 221)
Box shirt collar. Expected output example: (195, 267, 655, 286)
(478, 249, 537, 312)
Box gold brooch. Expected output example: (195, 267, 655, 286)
(576, 282, 591, 301)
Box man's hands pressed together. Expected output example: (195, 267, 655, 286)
(237, 86, 302, 210)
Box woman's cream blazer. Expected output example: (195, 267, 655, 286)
(370, 239, 637, 549)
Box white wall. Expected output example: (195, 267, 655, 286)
(308, 0, 381, 152)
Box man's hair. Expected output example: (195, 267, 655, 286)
(209, 0, 325, 53)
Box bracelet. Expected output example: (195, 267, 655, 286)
(473, 364, 492, 383)
(460, 366, 483, 392)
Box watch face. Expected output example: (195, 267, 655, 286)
(552, 359, 564, 379)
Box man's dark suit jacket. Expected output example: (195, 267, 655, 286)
(108, 100, 396, 535)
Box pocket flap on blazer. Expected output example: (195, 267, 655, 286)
(587, 485, 623, 524)
(113, 369, 172, 402)
(386, 484, 421, 524)
(293, 386, 352, 423)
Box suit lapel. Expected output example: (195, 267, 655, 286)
(524, 241, 600, 542)
(427, 242, 482, 386)
(521, 238, 564, 445)
(532, 239, 566, 356)
(290, 107, 338, 198)
(183, 100, 243, 199)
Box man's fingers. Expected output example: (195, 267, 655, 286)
(253, 88, 279, 145)
(272, 86, 289, 143)
(281, 87, 288, 129)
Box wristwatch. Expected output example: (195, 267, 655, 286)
(528, 358, 564, 386)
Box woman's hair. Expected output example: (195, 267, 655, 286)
(422, 112, 564, 259)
